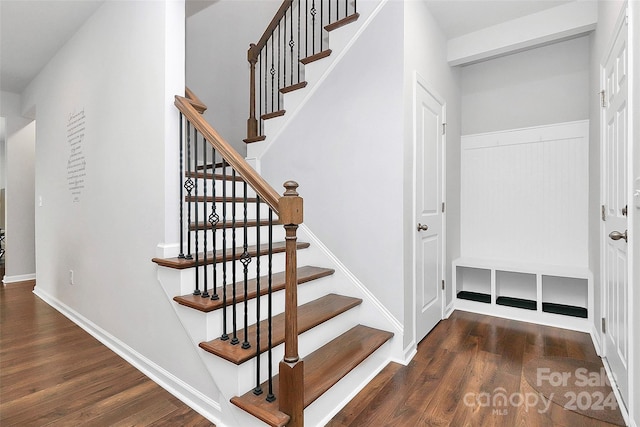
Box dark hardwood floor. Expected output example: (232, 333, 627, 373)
(328, 310, 624, 427)
(2, 279, 624, 426)
(0, 281, 214, 426)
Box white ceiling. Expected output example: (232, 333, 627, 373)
(0, 0, 576, 95)
(424, 0, 575, 39)
(0, 0, 105, 94)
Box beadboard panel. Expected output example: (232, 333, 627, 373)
(461, 120, 589, 268)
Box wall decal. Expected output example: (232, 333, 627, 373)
(67, 109, 86, 203)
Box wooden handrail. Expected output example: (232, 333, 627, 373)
(174, 95, 281, 212)
(248, 0, 293, 61)
(184, 87, 207, 114)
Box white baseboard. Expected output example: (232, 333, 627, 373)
(156, 242, 180, 258)
(590, 323, 603, 356)
(299, 224, 404, 336)
(32, 287, 224, 426)
(3, 273, 36, 284)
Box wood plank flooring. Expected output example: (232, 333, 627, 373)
(0, 281, 214, 426)
(2, 279, 624, 426)
(328, 310, 624, 427)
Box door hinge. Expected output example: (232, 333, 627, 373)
(622, 205, 628, 216)
(602, 205, 606, 221)
(441, 280, 445, 290)
(442, 123, 447, 135)
(600, 90, 606, 108)
(602, 317, 606, 334)
(442, 202, 445, 213)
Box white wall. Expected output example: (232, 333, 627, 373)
(186, 0, 281, 155)
(20, 0, 220, 414)
(4, 121, 35, 281)
(403, 0, 461, 347)
(460, 35, 591, 135)
(1, 90, 37, 282)
(260, 1, 406, 323)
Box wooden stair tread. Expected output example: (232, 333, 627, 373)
(185, 196, 262, 203)
(300, 49, 332, 65)
(231, 396, 289, 427)
(152, 241, 310, 269)
(244, 135, 267, 144)
(261, 110, 286, 120)
(196, 162, 225, 170)
(174, 266, 334, 313)
(189, 219, 281, 231)
(200, 293, 360, 364)
(231, 325, 393, 425)
(325, 13, 360, 31)
(185, 171, 245, 181)
(280, 82, 307, 94)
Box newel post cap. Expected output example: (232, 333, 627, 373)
(280, 181, 303, 225)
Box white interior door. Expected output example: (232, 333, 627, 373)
(601, 10, 630, 408)
(414, 75, 445, 342)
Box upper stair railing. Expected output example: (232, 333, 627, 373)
(174, 92, 305, 425)
(246, 0, 359, 142)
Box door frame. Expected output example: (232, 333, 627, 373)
(412, 71, 446, 346)
(599, 2, 634, 419)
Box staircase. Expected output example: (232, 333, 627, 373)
(151, 2, 398, 425)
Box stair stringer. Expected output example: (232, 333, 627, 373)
(157, 262, 285, 427)
(291, 224, 408, 425)
(295, 224, 405, 359)
(247, 0, 389, 160)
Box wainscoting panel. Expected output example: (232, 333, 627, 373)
(461, 120, 589, 268)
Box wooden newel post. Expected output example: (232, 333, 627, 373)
(247, 43, 258, 140)
(279, 181, 304, 427)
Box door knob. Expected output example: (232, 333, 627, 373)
(609, 230, 628, 242)
(417, 223, 429, 232)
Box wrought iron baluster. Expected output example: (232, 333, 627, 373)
(311, 0, 316, 54)
(290, 3, 294, 85)
(305, 0, 309, 58)
(282, 14, 287, 89)
(221, 160, 229, 341)
(201, 138, 210, 298)
(277, 22, 282, 110)
(184, 122, 194, 260)
(297, 0, 301, 83)
(253, 195, 263, 396)
(266, 208, 276, 402)
(258, 52, 263, 136)
(263, 47, 268, 132)
(354, 0, 357, 13)
(193, 130, 201, 295)
(241, 181, 251, 350)
(210, 149, 220, 301)
(320, 0, 323, 51)
(270, 36, 275, 114)
(179, 113, 185, 259)
(231, 169, 239, 345)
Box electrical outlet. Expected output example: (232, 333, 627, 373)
(69, 270, 74, 285)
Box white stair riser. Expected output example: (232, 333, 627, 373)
(184, 250, 289, 291)
(203, 273, 336, 341)
(186, 226, 286, 254)
(204, 306, 362, 394)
